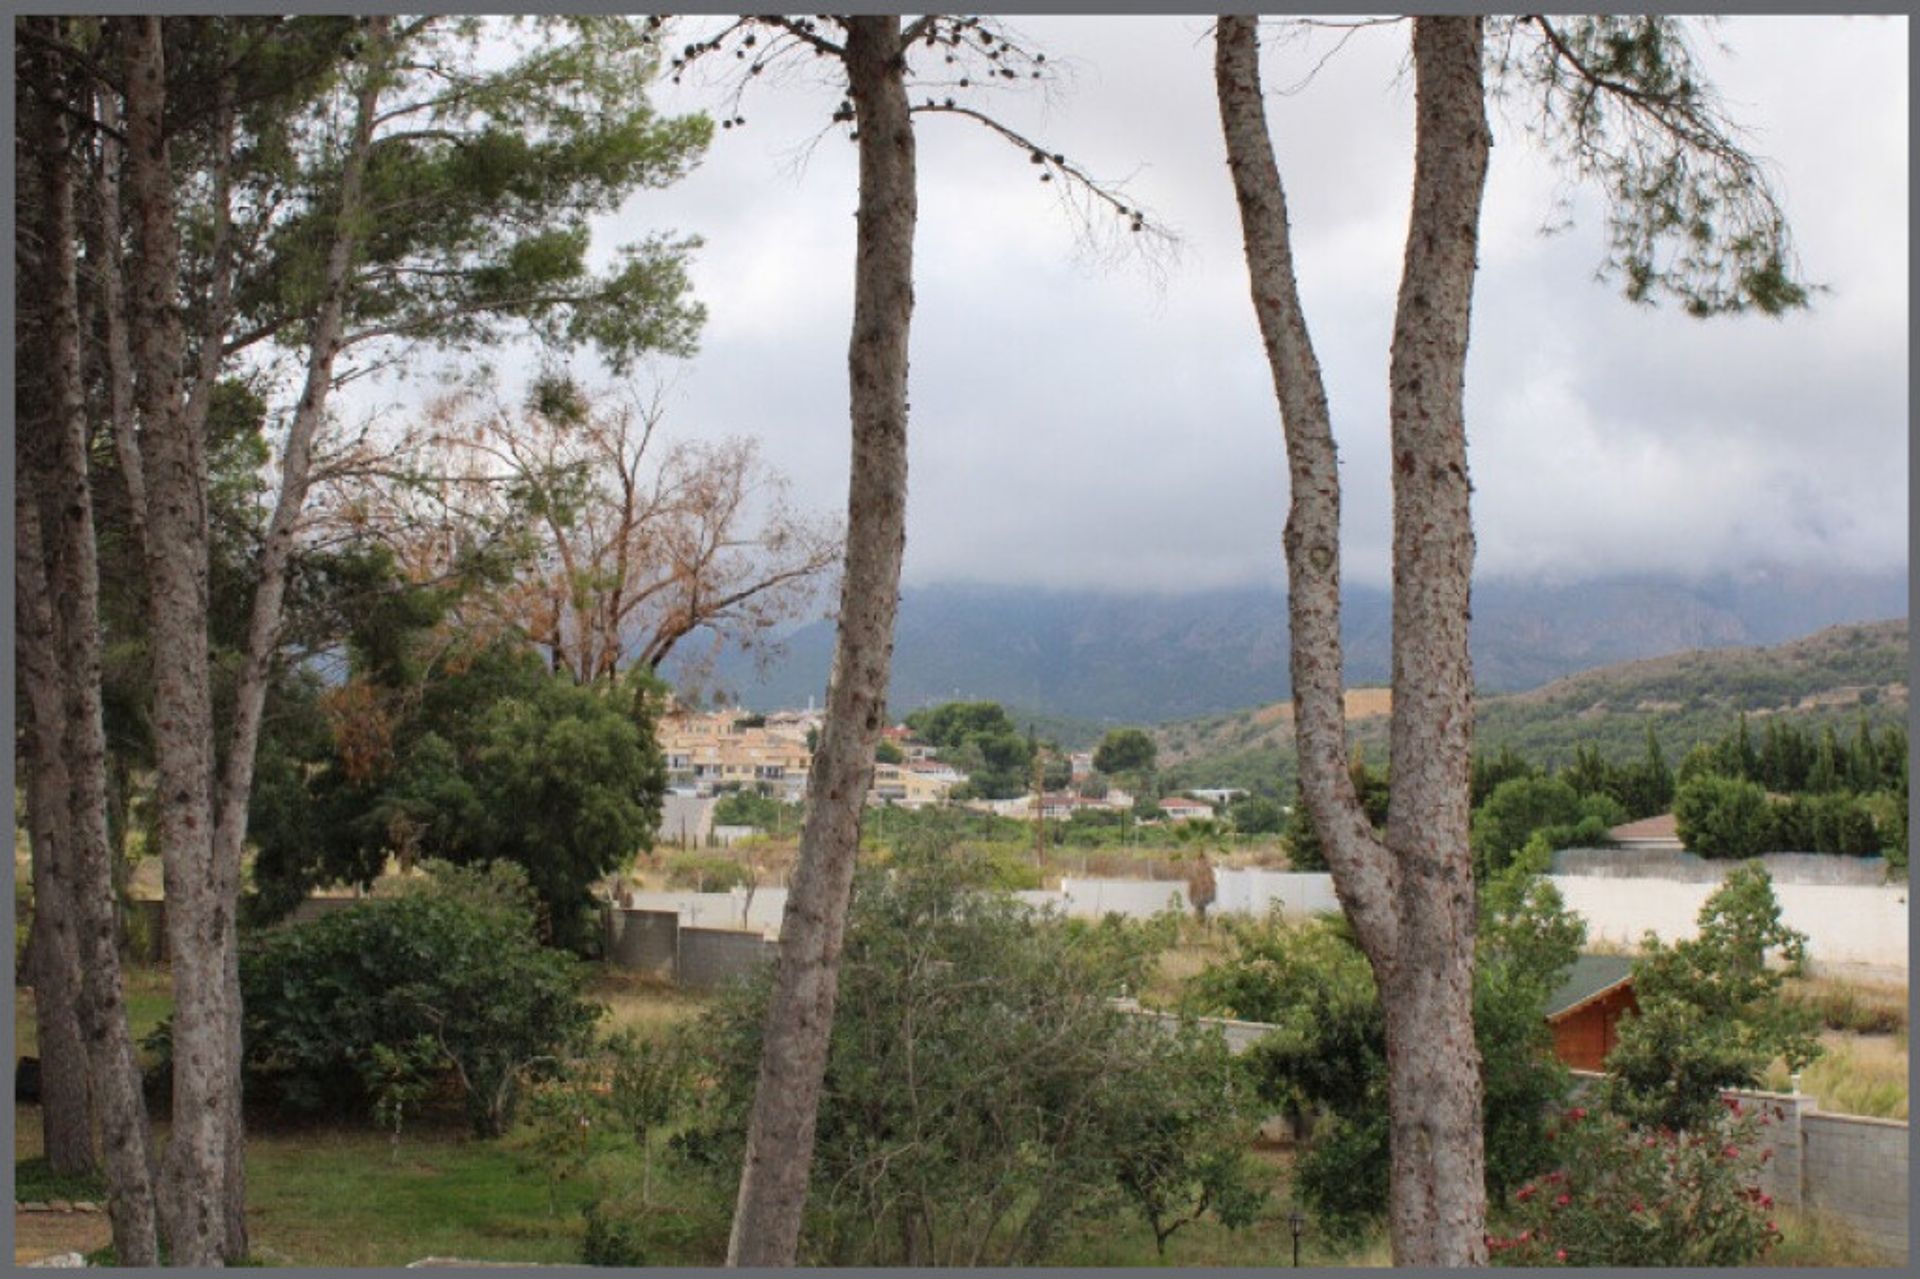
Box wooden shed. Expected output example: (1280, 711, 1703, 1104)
(1545, 954, 1638, 1072)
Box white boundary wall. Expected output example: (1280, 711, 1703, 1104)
(1547, 875, 1907, 980)
(621, 872, 1906, 975)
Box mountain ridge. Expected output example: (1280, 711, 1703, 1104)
(665, 567, 1908, 725)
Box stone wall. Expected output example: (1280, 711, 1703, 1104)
(676, 926, 779, 991)
(1801, 1110, 1910, 1262)
(605, 908, 678, 978)
(603, 905, 778, 990)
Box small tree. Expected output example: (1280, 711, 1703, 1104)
(1093, 727, 1158, 777)
(1672, 773, 1770, 860)
(1602, 866, 1821, 1130)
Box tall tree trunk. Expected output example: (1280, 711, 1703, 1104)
(17, 508, 98, 1178)
(1378, 17, 1491, 1263)
(205, 18, 386, 1251)
(120, 16, 234, 1265)
(88, 80, 146, 557)
(15, 55, 97, 1174)
(1215, 14, 1490, 1265)
(725, 15, 916, 1267)
(86, 75, 145, 961)
(19, 23, 163, 1258)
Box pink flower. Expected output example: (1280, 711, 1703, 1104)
(1723, 1145, 1740, 1159)
(1629, 1200, 1644, 1214)
(1566, 1107, 1587, 1122)
(1555, 1193, 1572, 1208)
(1555, 1249, 1568, 1262)
(1519, 1229, 1534, 1244)
(1516, 1184, 1537, 1202)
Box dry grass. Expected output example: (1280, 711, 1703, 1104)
(1765, 1206, 1898, 1267)
(584, 967, 712, 1037)
(1764, 1030, 1908, 1120)
(1783, 976, 1908, 1036)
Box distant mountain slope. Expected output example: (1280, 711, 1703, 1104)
(1157, 618, 1909, 792)
(669, 568, 1907, 724)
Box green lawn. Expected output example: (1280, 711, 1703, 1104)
(13, 964, 173, 1062)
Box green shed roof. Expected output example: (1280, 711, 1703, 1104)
(1544, 954, 1636, 1020)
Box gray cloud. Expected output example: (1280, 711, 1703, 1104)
(364, 16, 1909, 595)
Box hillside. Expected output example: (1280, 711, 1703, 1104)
(1156, 618, 1909, 794)
(671, 568, 1908, 724)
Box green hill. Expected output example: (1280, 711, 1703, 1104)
(1157, 618, 1909, 796)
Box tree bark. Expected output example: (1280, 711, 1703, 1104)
(120, 16, 236, 1265)
(18, 23, 162, 1258)
(1379, 17, 1491, 1264)
(203, 19, 389, 1251)
(17, 503, 99, 1178)
(1215, 14, 1491, 1265)
(725, 15, 916, 1267)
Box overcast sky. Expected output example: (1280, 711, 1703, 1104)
(452, 15, 1911, 594)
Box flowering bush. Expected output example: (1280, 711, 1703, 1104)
(1487, 1099, 1782, 1266)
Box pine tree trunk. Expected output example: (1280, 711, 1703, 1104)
(120, 16, 239, 1265)
(1215, 14, 1490, 1265)
(17, 507, 99, 1178)
(205, 24, 386, 1249)
(725, 15, 916, 1266)
(1379, 16, 1491, 1262)
(19, 23, 161, 1258)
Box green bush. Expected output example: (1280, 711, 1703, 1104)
(580, 1203, 649, 1266)
(683, 846, 1258, 1264)
(1488, 1102, 1782, 1266)
(1672, 773, 1770, 859)
(171, 861, 601, 1137)
(1187, 850, 1583, 1240)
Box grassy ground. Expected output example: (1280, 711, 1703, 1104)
(13, 958, 1909, 1265)
(12, 964, 174, 1062)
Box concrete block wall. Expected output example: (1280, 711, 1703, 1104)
(675, 926, 780, 991)
(604, 906, 779, 989)
(1801, 1111, 1909, 1262)
(1213, 869, 1343, 920)
(1721, 1088, 1809, 1211)
(1056, 877, 1190, 919)
(605, 908, 678, 978)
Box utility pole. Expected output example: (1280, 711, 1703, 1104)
(1030, 734, 1047, 869)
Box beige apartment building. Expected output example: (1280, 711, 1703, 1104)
(658, 710, 811, 801)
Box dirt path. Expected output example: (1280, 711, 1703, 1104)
(13, 1208, 111, 1264)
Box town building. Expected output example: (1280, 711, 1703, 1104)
(658, 709, 811, 801)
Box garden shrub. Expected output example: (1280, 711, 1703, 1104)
(681, 844, 1259, 1264)
(1487, 1101, 1782, 1266)
(1187, 848, 1583, 1240)
(171, 861, 600, 1137)
(580, 1203, 649, 1266)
